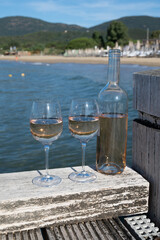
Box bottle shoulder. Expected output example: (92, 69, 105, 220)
(98, 82, 128, 101)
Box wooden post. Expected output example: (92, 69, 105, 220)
(133, 69, 160, 227)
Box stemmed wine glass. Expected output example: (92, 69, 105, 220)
(30, 99, 63, 187)
(68, 99, 99, 182)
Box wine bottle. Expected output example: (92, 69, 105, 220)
(96, 49, 128, 175)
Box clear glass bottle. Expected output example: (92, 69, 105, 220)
(96, 49, 128, 175)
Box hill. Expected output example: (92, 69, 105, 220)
(90, 16, 160, 32)
(90, 16, 160, 39)
(0, 16, 86, 36)
(0, 15, 160, 52)
(0, 16, 160, 40)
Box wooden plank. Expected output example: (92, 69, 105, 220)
(84, 221, 99, 240)
(21, 231, 29, 240)
(46, 228, 56, 240)
(79, 222, 92, 240)
(139, 112, 160, 126)
(90, 221, 106, 240)
(45, 218, 135, 240)
(0, 166, 149, 233)
(0, 217, 137, 240)
(96, 220, 114, 240)
(7, 233, 14, 240)
(154, 131, 160, 227)
(15, 232, 21, 240)
(66, 224, 78, 240)
(132, 120, 160, 227)
(145, 126, 156, 223)
(104, 219, 123, 240)
(112, 218, 135, 240)
(35, 229, 43, 240)
(72, 224, 85, 240)
(132, 120, 137, 171)
(0, 235, 7, 240)
(133, 69, 160, 117)
(59, 225, 70, 240)
(133, 121, 155, 180)
(29, 230, 37, 240)
(52, 226, 63, 240)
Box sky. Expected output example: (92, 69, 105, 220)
(0, 0, 160, 28)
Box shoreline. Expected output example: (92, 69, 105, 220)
(0, 55, 160, 67)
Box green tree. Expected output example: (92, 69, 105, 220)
(30, 44, 45, 53)
(92, 32, 101, 46)
(151, 30, 160, 39)
(99, 35, 106, 48)
(106, 21, 129, 47)
(92, 31, 106, 48)
(21, 42, 33, 50)
(66, 37, 96, 49)
(2, 43, 10, 50)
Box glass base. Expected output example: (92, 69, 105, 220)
(68, 171, 96, 183)
(32, 175, 61, 187)
(97, 163, 124, 175)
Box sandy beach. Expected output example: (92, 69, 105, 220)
(0, 55, 160, 67)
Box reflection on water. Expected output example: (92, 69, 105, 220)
(0, 61, 158, 173)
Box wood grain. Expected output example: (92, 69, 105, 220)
(0, 166, 149, 233)
(133, 69, 160, 117)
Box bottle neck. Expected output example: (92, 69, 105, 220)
(107, 50, 120, 85)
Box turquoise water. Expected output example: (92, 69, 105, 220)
(0, 60, 158, 173)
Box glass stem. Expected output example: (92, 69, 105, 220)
(44, 145, 50, 176)
(81, 142, 86, 172)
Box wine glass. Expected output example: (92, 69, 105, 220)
(30, 99, 63, 187)
(68, 99, 99, 182)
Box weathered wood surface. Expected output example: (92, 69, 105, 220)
(0, 166, 149, 233)
(133, 69, 160, 227)
(133, 120, 160, 226)
(0, 229, 43, 240)
(139, 112, 160, 126)
(133, 69, 160, 117)
(46, 218, 135, 240)
(0, 218, 135, 240)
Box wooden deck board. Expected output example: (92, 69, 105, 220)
(45, 218, 136, 240)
